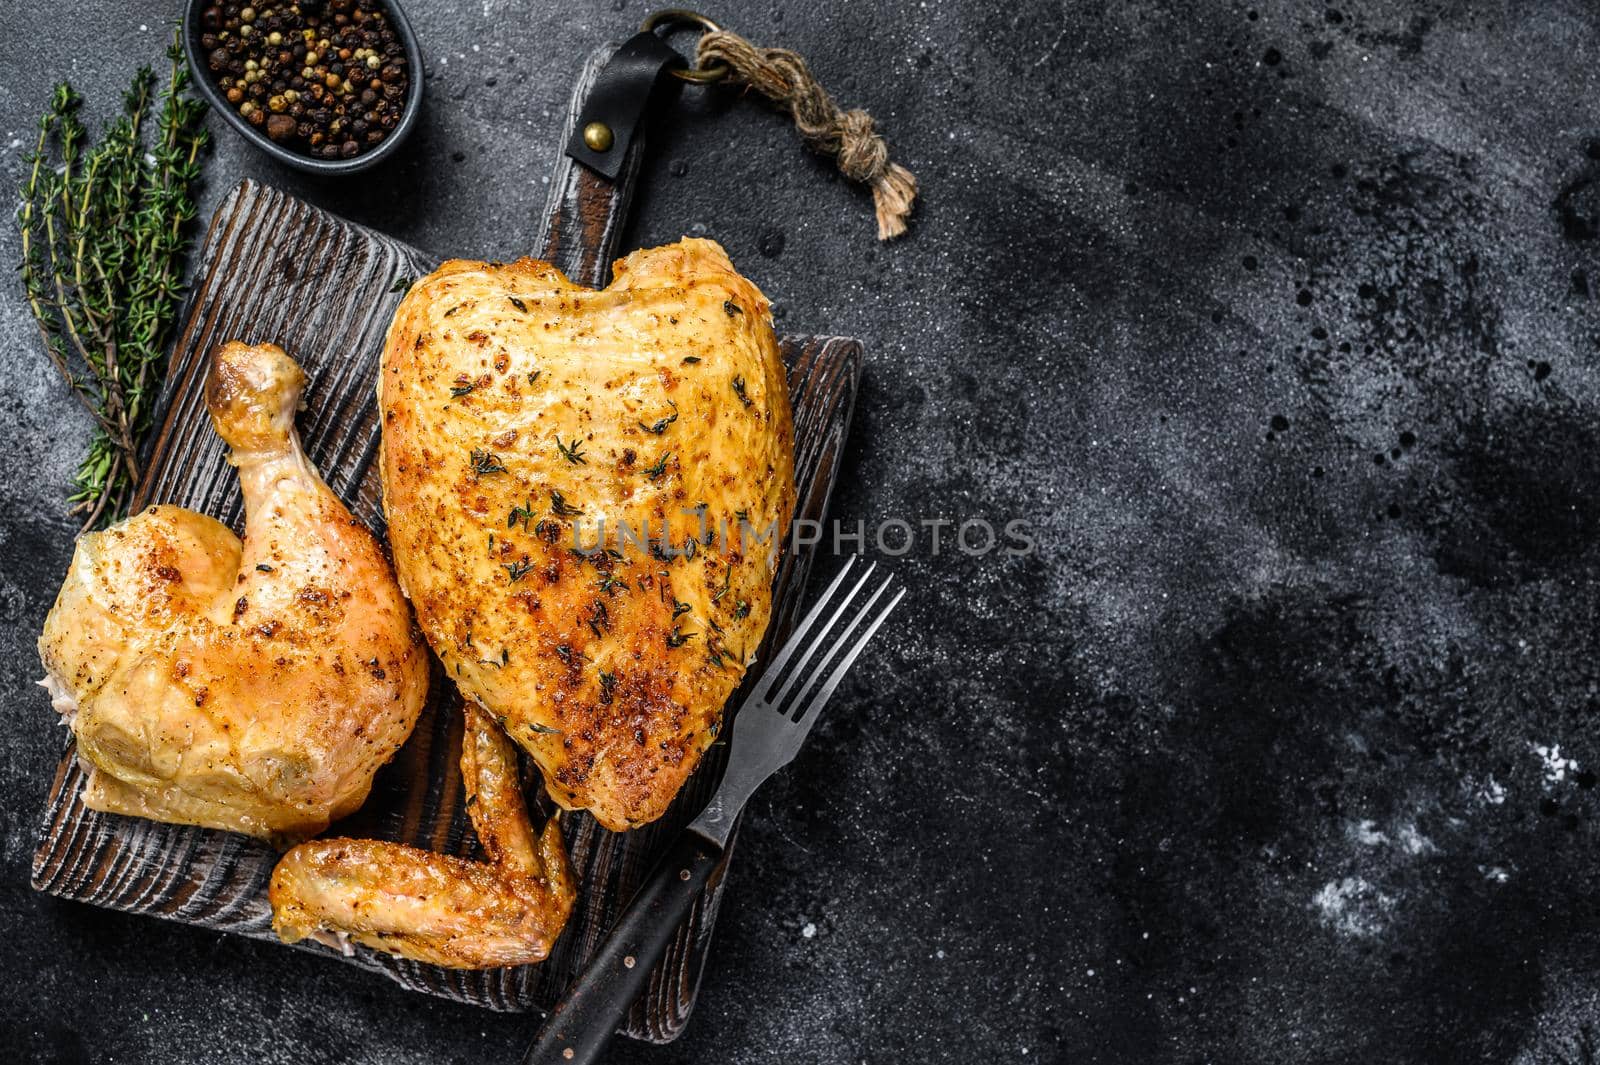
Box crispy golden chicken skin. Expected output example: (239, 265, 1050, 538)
(379, 238, 796, 830)
(269, 704, 576, 968)
(37, 342, 429, 843)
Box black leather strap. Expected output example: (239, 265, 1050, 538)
(564, 32, 686, 180)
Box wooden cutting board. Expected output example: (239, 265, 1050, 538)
(30, 48, 862, 1043)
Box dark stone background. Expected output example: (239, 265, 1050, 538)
(5, 0, 1600, 1061)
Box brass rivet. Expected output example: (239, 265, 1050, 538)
(583, 121, 614, 152)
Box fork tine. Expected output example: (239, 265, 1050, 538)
(774, 572, 895, 719)
(786, 582, 904, 735)
(749, 555, 859, 700)
(763, 559, 877, 709)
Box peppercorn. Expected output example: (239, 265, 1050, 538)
(266, 113, 297, 141)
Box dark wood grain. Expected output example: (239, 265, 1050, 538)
(30, 47, 862, 1045)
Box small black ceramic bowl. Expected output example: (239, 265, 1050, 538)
(182, 0, 425, 175)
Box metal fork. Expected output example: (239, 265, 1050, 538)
(524, 557, 903, 1064)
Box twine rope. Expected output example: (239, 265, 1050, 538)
(696, 29, 918, 240)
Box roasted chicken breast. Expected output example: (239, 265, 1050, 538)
(270, 703, 576, 967)
(379, 238, 796, 830)
(37, 341, 429, 843)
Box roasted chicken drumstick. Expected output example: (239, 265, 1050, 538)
(37, 341, 429, 843)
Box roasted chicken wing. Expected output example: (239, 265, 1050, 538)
(37, 341, 429, 843)
(379, 239, 796, 830)
(269, 703, 576, 967)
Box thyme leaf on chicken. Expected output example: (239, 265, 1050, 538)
(638, 400, 678, 435)
(643, 452, 672, 481)
(470, 449, 507, 475)
(556, 435, 587, 464)
(507, 499, 535, 530)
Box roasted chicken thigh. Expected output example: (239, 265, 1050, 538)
(379, 239, 796, 830)
(37, 341, 429, 843)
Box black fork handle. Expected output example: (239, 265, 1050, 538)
(523, 832, 722, 1065)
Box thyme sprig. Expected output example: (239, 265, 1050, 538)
(17, 37, 209, 531)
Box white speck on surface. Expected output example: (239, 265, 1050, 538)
(1396, 823, 1436, 855)
(1312, 877, 1395, 939)
(1534, 743, 1578, 784)
(801, 922, 816, 939)
(1478, 776, 1507, 805)
(1348, 818, 1388, 846)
